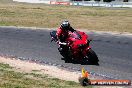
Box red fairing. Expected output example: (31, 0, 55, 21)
(65, 31, 89, 59)
(67, 31, 86, 48)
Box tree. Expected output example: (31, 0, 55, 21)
(95, 0, 101, 1)
(124, 0, 128, 2)
(103, 0, 112, 2)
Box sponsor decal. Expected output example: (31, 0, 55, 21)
(50, 1, 70, 5)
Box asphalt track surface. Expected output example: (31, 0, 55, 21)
(0, 27, 132, 80)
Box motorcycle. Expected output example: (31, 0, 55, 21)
(50, 30, 99, 65)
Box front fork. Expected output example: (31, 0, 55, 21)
(58, 45, 72, 58)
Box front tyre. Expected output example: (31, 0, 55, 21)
(58, 47, 72, 62)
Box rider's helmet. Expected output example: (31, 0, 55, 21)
(60, 20, 70, 31)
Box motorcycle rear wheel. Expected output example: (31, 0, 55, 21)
(86, 48, 99, 65)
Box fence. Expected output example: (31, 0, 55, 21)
(71, 1, 132, 7)
(13, 0, 132, 8)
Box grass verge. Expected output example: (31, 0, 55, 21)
(0, 63, 92, 88)
(0, 0, 132, 33)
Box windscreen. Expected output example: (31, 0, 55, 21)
(69, 32, 81, 39)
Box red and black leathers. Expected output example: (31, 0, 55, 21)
(56, 26, 75, 42)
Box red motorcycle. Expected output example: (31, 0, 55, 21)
(50, 30, 99, 65)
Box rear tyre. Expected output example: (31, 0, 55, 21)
(87, 49, 99, 65)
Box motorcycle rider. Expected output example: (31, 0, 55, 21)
(56, 20, 75, 57)
(56, 20, 75, 43)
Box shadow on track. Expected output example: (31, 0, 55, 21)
(61, 57, 99, 66)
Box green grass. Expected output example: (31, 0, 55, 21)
(0, 63, 12, 69)
(0, 63, 92, 88)
(0, 0, 132, 33)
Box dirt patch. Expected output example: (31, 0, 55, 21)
(0, 56, 130, 88)
(0, 56, 81, 82)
